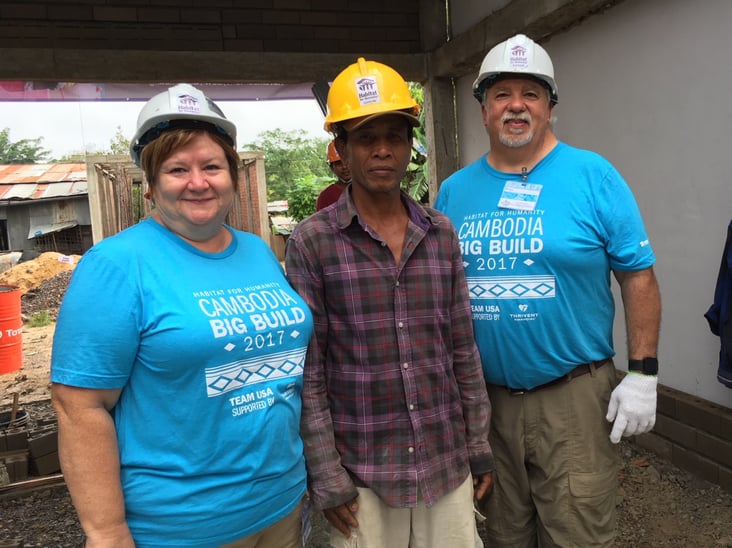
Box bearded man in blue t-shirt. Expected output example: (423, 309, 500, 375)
(435, 34, 662, 548)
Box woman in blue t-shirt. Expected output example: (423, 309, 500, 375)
(51, 84, 313, 548)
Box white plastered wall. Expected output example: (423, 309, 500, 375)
(453, 0, 732, 407)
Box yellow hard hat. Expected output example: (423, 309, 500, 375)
(324, 57, 420, 134)
(326, 139, 341, 163)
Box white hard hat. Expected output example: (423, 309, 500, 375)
(130, 83, 237, 167)
(472, 34, 558, 105)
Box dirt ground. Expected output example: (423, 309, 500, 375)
(1, 323, 56, 405)
(0, 252, 74, 404)
(1, 255, 732, 546)
(4, 321, 732, 547)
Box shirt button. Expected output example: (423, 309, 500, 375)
(403, 363, 408, 369)
(395, 281, 400, 287)
(381, 242, 387, 247)
(409, 404, 414, 410)
(408, 447, 414, 453)
(398, 322, 403, 328)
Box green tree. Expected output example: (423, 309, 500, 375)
(241, 129, 330, 201)
(54, 152, 87, 162)
(402, 82, 429, 202)
(109, 126, 130, 155)
(0, 127, 51, 163)
(286, 174, 332, 222)
(54, 126, 131, 162)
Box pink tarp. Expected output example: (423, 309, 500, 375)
(0, 82, 315, 102)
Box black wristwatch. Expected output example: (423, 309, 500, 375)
(628, 357, 658, 376)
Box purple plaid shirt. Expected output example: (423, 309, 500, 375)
(285, 189, 493, 510)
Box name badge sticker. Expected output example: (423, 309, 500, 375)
(498, 181, 543, 211)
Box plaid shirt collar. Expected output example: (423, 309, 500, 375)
(335, 185, 435, 234)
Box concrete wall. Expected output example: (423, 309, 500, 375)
(449, 0, 511, 36)
(547, 0, 732, 407)
(455, 0, 732, 409)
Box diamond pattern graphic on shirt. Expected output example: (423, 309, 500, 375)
(205, 348, 306, 397)
(467, 275, 556, 300)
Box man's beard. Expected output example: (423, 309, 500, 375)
(499, 113, 533, 148)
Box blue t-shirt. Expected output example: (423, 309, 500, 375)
(51, 217, 313, 547)
(435, 142, 655, 389)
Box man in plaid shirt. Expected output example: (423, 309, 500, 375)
(285, 57, 494, 548)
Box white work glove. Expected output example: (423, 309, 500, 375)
(606, 373, 658, 444)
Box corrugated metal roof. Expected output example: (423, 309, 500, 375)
(0, 163, 88, 201)
(27, 220, 79, 239)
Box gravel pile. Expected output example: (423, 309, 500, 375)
(0, 401, 83, 547)
(21, 270, 73, 320)
(0, 487, 81, 547)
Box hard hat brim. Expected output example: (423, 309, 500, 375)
(473, 73, 558, 105)
(339, 111, 421, 132)
(130, 117, 236, 167)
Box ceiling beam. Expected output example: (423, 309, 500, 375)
(431, 0, 626, 79)
(0, 49, 428, 84)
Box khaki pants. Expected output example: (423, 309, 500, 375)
(483, 361, 621, 548)
(328, 475, 483, 548)
(221, 501, 302, 548)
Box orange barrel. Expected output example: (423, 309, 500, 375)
(0, 285, 22, 375)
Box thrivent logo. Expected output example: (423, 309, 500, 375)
(510, 302, 538, 321)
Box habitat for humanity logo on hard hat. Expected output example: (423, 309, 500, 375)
(356, 77, 380, 106)
(509, 44, 529, 69)
(176, 93, 202, 114)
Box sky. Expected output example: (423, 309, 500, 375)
(0, 98, 328, 160)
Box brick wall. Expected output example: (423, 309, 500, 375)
(632, 377, 732, 494)
(0, 1, 421, 54)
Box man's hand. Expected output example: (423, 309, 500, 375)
(323, 498, 359, 538)
(606, 373, 658, 443)
(473, 472, 494, 504)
